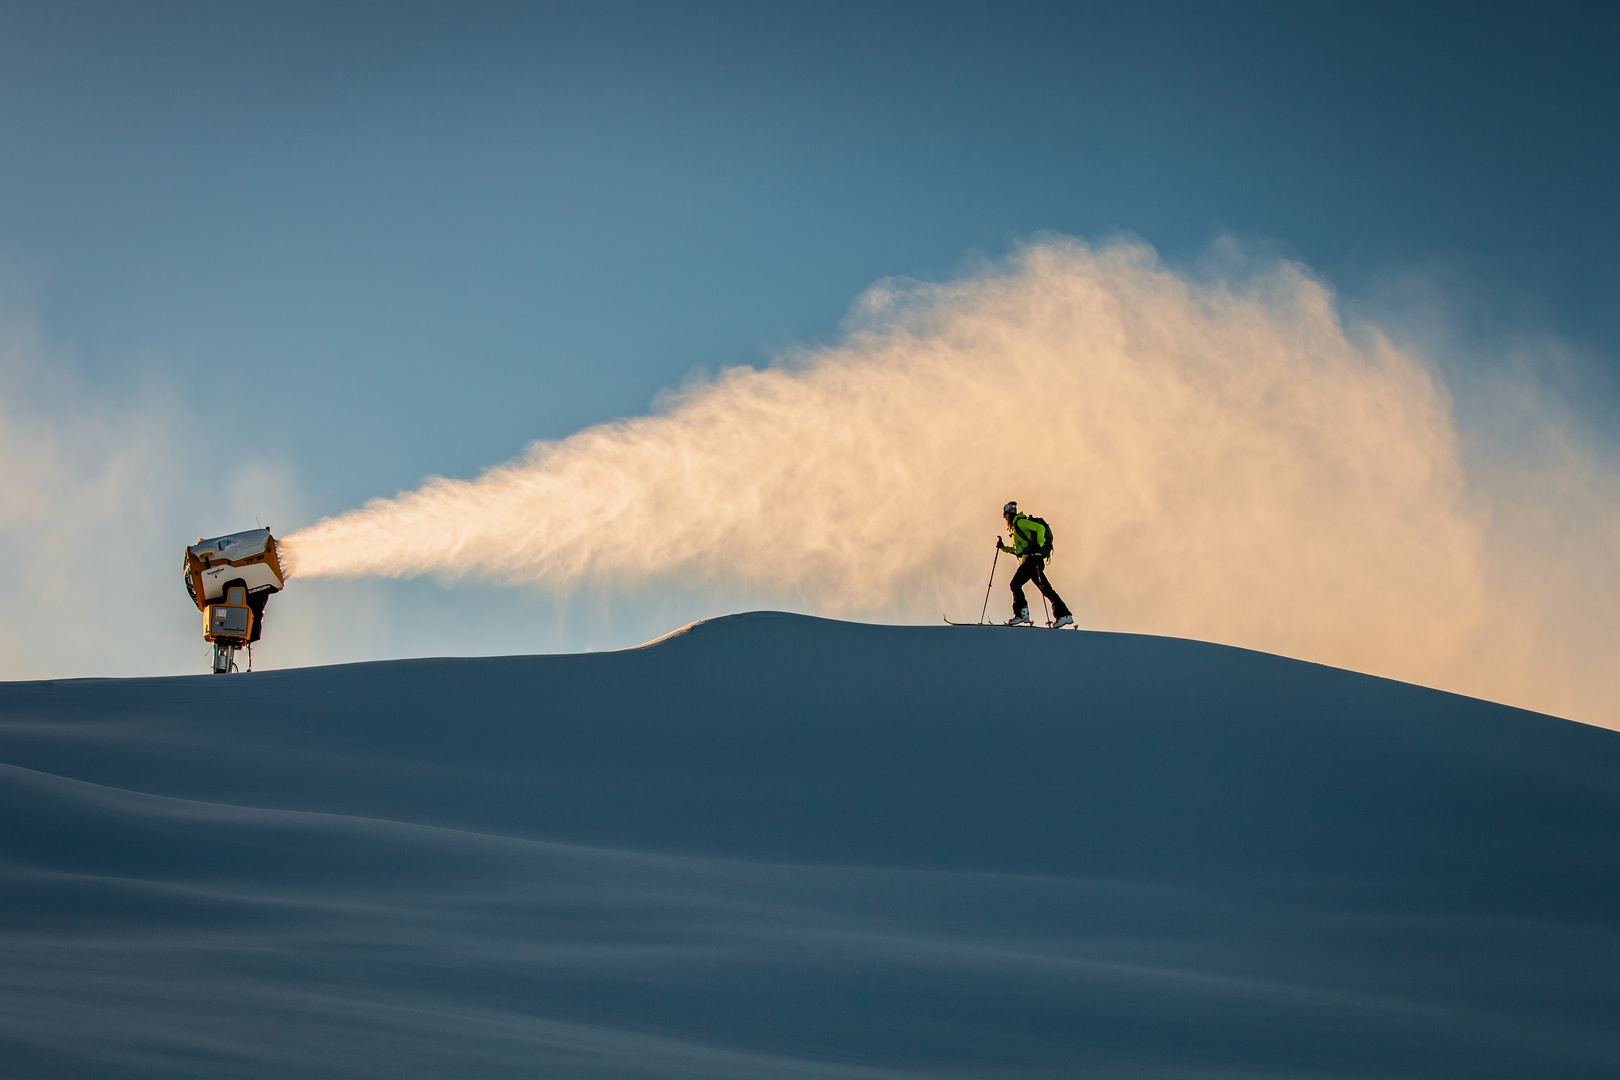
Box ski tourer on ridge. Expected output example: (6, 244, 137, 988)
(997, 501, 1074, 628)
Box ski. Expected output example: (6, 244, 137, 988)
(943, 616, 1052, 627)
(942, 616, 1079, 629)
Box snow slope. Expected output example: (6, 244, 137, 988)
(2, 612, 1617, 1077)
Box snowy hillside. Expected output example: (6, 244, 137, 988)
(2, 612, 1617, 1078)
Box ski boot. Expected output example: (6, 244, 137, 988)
(1007, 610, 1032, 627)
(1052, 614, 1074, 629)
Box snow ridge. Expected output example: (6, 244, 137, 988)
(2, 613, 1617, 1077)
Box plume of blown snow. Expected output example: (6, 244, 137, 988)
(283, 238, 1620, 727)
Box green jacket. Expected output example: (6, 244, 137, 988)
(1000, 513, 1048, 559)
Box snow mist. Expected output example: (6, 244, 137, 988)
(282, 239, 1620, 726)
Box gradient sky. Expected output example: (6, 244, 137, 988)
(1, 1, 1617, 672)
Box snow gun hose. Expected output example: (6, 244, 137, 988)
(979, 546, 1000, 625)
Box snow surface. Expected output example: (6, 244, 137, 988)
(1, 611, 1617, 1078)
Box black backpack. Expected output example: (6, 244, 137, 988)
(1022, 515, 1054, 557)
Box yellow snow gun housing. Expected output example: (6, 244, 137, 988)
(203, 586, 255, 646)
(184, 529, 284, 673)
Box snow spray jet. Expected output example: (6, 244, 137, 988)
(282, 239, 1620, 728)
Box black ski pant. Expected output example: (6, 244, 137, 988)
(1010, 555, 1071, 620)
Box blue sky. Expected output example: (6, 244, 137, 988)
(1, 2, 1617, 679)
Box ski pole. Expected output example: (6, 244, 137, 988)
(978, 543, 1000, 624)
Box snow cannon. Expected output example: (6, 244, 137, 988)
(183, 528, 285, 674)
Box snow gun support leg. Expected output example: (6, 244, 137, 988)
(211, 643, 239, 675)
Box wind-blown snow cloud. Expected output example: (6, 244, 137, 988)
(0, 322, 185, 677)
(283, 239, 1620, 727)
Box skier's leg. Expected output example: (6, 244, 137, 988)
(1032, 560, 1072, 619)
(1008, 558, 1035, 618)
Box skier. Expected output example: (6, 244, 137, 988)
(997, 501, 1074, 628)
